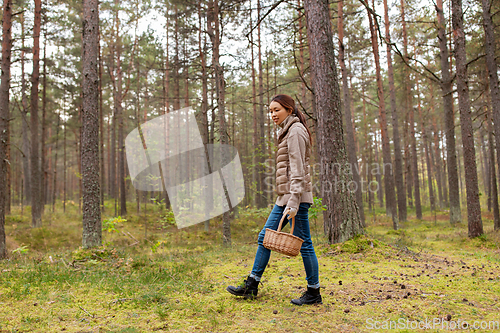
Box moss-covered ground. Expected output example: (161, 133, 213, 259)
(1, 201, 499, 332)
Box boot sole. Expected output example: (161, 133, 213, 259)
(291, 300, 323, 306)
(291, 297, 323, 306)
(226, 286, 258, 299)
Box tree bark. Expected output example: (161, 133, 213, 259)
(82, 0, 102, 248)
(366, 5, 398, 229)
(338, 0, 365, 226)
(436, 0, 461, 223)
(486, 99, 500, 230)
(41, 39, 47, 211)
(52, 110, 60, 213)
(451, 0, 483, 237)
(0, 0, 13, 259)
(415, 76, 435, 211)
(384, 0, 406, 222)
(480, 0, 500, 223)
(208, 0, 232, 245)
(99, 33, 105, 212)
(116, 1, 126, 217)
(401, 0, 422, 218)
(198, 0, 211, 231)
(257, 0, 266, 208)
(430, 85, 444, 208)
(31, 0, 43, 228)
(21, 12, 31, 205)
(480, 133, 490, 210)
(250, 3, 258, 207)
(303, 0, 362, 243)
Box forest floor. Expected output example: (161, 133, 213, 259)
(1, 201, 500, 332)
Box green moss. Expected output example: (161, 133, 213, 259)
(337, 234, 387, 253)
(2, 203, 500, 332)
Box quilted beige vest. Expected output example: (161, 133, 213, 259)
(275, 116, 312, 196)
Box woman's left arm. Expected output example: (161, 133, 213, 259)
(286, 126, 309, 212)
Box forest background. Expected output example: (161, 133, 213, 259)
(1, 0, 500, 331)
(0, 0, 500, 254)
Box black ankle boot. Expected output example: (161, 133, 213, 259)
(226, 276, 260, 299)
(291, 286, 322, 305)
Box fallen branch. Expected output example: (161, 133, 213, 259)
(78, 305, 95, 318)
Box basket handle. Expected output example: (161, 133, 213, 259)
(277, 208, 295, 234)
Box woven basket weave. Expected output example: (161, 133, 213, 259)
(263, 208, 304, 256)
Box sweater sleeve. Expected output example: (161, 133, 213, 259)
(286, 125, 308, 210)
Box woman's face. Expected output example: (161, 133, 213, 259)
(269, 101, 291, 126)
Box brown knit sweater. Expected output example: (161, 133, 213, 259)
(275, 114, 313, 209)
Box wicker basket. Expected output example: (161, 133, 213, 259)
(263, 208, 304, 256)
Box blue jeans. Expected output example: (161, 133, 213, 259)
(249, 203, 320, 288)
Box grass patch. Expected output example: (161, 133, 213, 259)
(1, 202, 500, 332)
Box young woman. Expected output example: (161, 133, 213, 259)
(226, 94, 322, 305)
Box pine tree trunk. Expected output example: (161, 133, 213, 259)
(401, 0, 421, 218)
(338, 0, 365, 226)
(99, 36, 105, 212)
(480, 0, 500, 221)
(415, 76, 435, 211)
(209, 0, 232, 245)
(374, 132, 383, 207)
(0, 0, 13, 259)
(198, 0, 211, 231)
(31, 0, 43, 228)
(41, 41, 47, 211)
(250, 3, 258, 208)
(384, 0, 406, 222)
(52, 111, 60, 213)
(436, 0, 461, 223)
(366, 6, 398, 228)
(82, 0, 102, 248)
(486, 100, 500, 229)
(451, 0, 483, 237)
(113, 0, 126, 217)
(21, 12, 31, 205)
(480, 134, 490, 210)
(63, 112, 67, 213)
(257, 0, 266, 208)
(303, 0, 362, 243)
(163, 11, 171, 211)
(109, 19, 116, 204)
(174, 5, 180, 111)
(430, 85, 444, 208)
